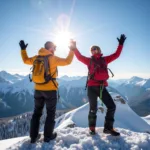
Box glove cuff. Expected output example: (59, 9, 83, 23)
(119, 42, 124, 45)
(21, 49, 26, 51)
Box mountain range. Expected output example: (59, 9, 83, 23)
(0, 71, 150, 118)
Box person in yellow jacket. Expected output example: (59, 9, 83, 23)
(19, 40, 75, 143)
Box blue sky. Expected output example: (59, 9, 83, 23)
(0, 0, 149, 79)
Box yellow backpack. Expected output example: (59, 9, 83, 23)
(29, 54, 57, 87)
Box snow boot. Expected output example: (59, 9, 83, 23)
(88, 111, 97, 135)
(30, 133, 41, 143)
(89, 130, 96, 135)
(44, 132, 57, 142)
(89, 127, 96, 135)
(103, 128, 120, 136)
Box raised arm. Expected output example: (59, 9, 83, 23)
(54, 50, 74, 66)
(74, 49, 90, 66)
(63, 39, 90, 66)
(104, 34, 126, 64)
(21, 50, 37, 65)
(104, 45, 123, 64)
(20, 40, 37, 65)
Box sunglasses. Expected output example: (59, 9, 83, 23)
(50, 45, 56, 51)
(91, 47, 99, 51)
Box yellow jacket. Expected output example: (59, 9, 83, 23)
(21, 48, 74, 91)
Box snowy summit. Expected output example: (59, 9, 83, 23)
(0, 92, 150, 150)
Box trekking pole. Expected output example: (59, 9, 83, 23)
(99, 83, 104, 106)
(85, 75, 89, 90)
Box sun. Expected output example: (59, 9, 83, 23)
(54, 31, 73, 48)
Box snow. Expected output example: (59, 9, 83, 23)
(0, 99, 11, 109)
(56, 101, 150, 133)
(136, 80, 147, 86)
(129, 76, 143, 84)
(136, 79, 150, 89)
(1, 127, 150, 150)
(142, 115, 150, 125)
(60, 75, 82, 81)
(0, 136, 27, 150)
(66, 85, 72, 95)
(0, 74, 33, 95)
(11, 76, 34, 95)
(0, 104, 150, 149)
(122, 76, 150, 90)
(146, 88, 150, 91)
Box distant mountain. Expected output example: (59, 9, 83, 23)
(0, 73, 126, 118)
(0, 71, 150, 118)
(60, 75, 82, 81)
(108, 79, 127, 88)
(136, 79, 150, 89)
(14, 73, 25, 79)
(128, 76, 144, 84)
(0, 71, 25, 83)
(0, 76, 69, 118)
(116, 76, 150, 116)
(0, 76, 9, 83)
(0, 76, 12, 95)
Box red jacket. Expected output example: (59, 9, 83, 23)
(74, 45, 123, 87)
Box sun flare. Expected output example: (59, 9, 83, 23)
(54, 31, 73, 48)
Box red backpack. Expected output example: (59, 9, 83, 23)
(85, 56, 114, 89)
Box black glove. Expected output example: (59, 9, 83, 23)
(69, 39, 77, 51)
(117, 34, 126, 45)
(19, 40, 28, 50)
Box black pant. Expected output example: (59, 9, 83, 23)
(30, 90, 57, 140)
(88, 86, 116, 129)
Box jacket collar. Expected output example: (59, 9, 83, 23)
(38, 48, 53, 56)
(92, 53, 103, 59)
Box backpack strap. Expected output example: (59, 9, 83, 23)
(44, 54, 58, 87)
(100, 57, 114, 77)
(49, 68, 58, 88)
(88, 57, 99, 81)
(47, 57, 60, 100)
(45, 55, 50, 77)
(85, 59, 93, 90)
(85, 57, 100, 90)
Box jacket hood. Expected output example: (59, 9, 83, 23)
(38, 48, 53, 56)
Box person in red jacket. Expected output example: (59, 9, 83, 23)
(73, 34, 126, 136)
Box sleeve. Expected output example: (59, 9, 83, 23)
(104, 45, 123, 64)
(54, 50, 74, 66)
(74, 49, 90, 65)
(21, 50, 37, 65)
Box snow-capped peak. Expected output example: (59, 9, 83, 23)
(128, 76, 143, 84)
(0, 76, 10, 84)
(1, 99, 150, 150)
(0, 71, 25, 83)
(55, 100, 150, 133)
(60, 75, 82, 81)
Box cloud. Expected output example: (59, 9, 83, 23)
(112, 73, 150, 79)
